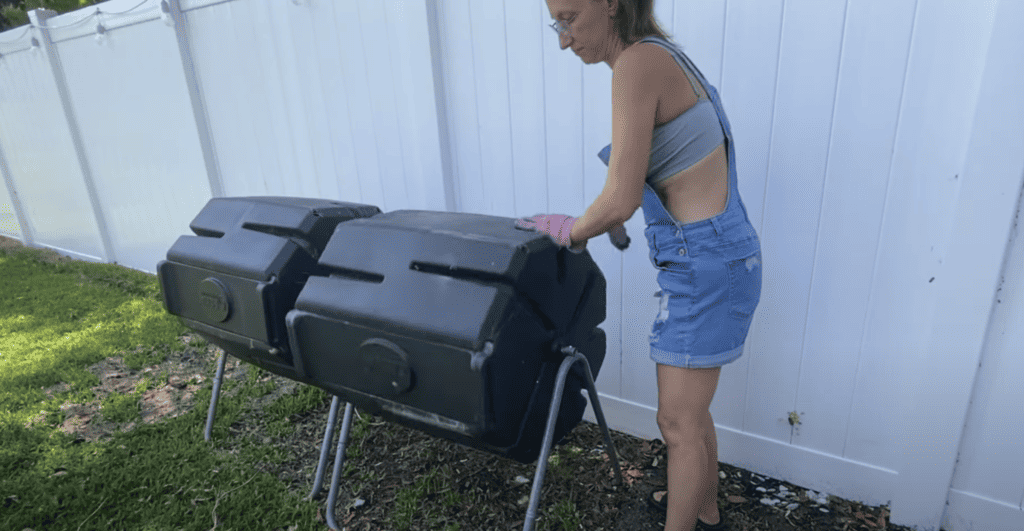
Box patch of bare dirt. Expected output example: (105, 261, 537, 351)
(35, 340, 240, 442)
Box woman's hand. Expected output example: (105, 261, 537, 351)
(514, 214, 584, 251)
(515, 214, 629, 253)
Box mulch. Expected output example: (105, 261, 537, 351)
(233, 360, 910, 531)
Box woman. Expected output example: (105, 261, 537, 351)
(514, 1, 762, 530)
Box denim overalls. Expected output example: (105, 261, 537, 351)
(600, 37, 762, 369)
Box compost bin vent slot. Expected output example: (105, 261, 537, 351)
(330, 267, 385, 284)
(409, 261, 512, 287)
(193, 228, 225, 238)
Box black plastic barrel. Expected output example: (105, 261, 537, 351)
(157, 196, 381, 381)
(286, 210, 606, 463)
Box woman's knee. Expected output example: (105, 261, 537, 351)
(656, 409, 706, 447)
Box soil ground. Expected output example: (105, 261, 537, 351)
(5, 235, 910, 530)
(39, 340, 908, 531)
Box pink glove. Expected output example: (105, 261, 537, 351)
(514, 214, 577, 248)
(607, 224, 630, 251)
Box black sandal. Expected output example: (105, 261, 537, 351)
(646, 490, 728, 530)
(646, 490, 668, 512)
(696, 516, 727, 531)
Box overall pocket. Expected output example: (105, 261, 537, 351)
(644, 226, 668, 270)
(646, 225, 688, 271)
(727, 247, 762, 318)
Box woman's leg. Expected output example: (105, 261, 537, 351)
(656, 364, 722, 531)
(697, 409, 721, 524)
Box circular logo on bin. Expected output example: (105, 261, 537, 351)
(199, 278, 231, 323)
(356, 338, 412, 396)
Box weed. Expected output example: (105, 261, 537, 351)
(124, 345, 168, 370)
(392, 467, 444, 531)
(100, 390, 141, 424)
(264, 384, 329, 421)
(135, 376, 155, 394)
(550, 498, 582, 530)
(344, 410, 380, 460)
(265, 418, 294, 438)
(241, 366, 275, 397)
(548, 452, 562, 468)
(442, 489, 462, 507)
(351, 469, 383, 497)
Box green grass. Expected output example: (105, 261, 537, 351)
(391, 467, 465, 531)
(100, 391, 142, 424)
(0, 245, 323, 530)
(0, 244, 608, 531)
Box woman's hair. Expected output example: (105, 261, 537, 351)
(605, 0, 670, 45)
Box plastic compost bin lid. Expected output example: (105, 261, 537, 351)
(167, 197, 381, 280)
(296, 209, 605, 351)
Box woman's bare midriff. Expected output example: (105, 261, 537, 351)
(653, 143, 728, 225)
(639, 42, 730, 225)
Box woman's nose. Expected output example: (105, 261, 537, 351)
(559, 33, 572, 50)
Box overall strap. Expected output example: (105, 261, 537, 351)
(638, 37, 713, 98)
(637, 36, 744, 215)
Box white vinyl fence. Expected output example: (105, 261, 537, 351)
(1, 1, 1022, 530)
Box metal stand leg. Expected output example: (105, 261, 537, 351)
(204, 351, 227, 441)
(325, 402, 355, 531)
(570, 347, 623, 486)
(308, 395, 343, 500)
(523, 348, 622, 531)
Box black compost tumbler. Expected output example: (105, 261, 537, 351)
(286, 209, 606, 463)
(157, 197, 618, 531)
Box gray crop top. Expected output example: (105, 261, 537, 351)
(598, 37, 725, 185)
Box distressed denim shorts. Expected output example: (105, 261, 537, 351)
(646, 214, 762, 369)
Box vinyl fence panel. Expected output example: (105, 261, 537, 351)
(0, 26, 105, 260)
(672, 0, 725, 88)
(184, 0, 443, 211)
(45, 4, 211, 273)
(855, 0, 999, 472)
(794, 0, 916, 460)
(742, 0, 848, 447)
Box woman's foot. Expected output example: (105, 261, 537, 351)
(647, 491, 724, 529)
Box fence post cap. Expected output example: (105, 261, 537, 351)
(26, 9, 59, 26)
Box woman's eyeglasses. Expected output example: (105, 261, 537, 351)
(549, 16, 575, 38)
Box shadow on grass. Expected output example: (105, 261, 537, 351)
(0, 243, 322, 530)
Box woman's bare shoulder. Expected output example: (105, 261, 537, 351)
(613, 42, 665, 80)
(614, 41, 681, 82)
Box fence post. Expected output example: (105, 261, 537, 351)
(27, 8, 116, 263)
(164, 0, 224, 199)
(423, 0, 458, 212)
(0, 130, 34, 246)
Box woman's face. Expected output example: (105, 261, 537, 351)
(546, 0, 621, 65)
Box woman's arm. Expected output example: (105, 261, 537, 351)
(569, 44, 660, 245)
